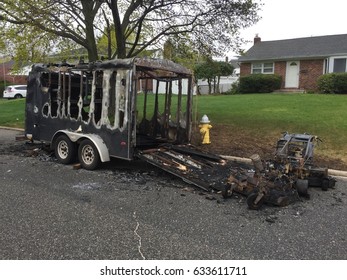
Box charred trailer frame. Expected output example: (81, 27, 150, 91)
(25, 58, 193, 169)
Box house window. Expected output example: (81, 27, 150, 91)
(333, 58, 346, 73)
(252, 62, 274, 74)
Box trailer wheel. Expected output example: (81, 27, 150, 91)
(54, 134, 77, 164)
(78, 139, 100, 170)
(247, 192, 265, 210)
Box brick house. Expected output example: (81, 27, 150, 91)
(0, 60, 28, 85)
(238, 34, 347, 91)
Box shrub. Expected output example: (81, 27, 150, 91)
(317, 73, 347, 94)
(223, 81, 240, 95)
(238, 74, 282, 93)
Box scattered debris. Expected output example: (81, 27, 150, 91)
(15, 135, 27, 141)
(73, 163, 81, 170)
(265, 215, 278, 223)
(225, 133, 336, 209)
(11, 129, 338, 211)
(72, 182, 101, 191)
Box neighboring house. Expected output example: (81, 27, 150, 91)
(0, 59, 28, 85)
(229, 59, 240, 77)
(238, 34, 347, 91)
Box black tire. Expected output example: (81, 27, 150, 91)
(321, 178, 330, 191)
(221, 184, 233, 198)
(296, 179, 309, 195)
(78, 139, 101, 170)
(14, 94, 23, 99)
(54, 134, 77, 164)
(247, 192, 265, 210)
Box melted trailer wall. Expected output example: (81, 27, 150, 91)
(26, 65, 135, 160)
(25, 58, 193, 161)
(39, 69, 131, 131)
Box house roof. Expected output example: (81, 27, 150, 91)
(238, 34, 347, 62)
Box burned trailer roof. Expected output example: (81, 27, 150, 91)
(30, 57, 192, 78)
(133, 57, 192, 78)
(90, 57, 193, 79)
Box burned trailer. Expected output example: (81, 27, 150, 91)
(25, 58, 193, 166)
(25, 58, 232, 192)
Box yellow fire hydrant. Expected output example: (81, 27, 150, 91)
(199, 114, 212, 144)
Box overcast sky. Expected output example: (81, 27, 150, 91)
(231, 0, 346, 57)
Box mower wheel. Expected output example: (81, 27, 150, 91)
(221, 185, 233, 198)
(296, 179, 309, 196)
(247, 192, 265, 210)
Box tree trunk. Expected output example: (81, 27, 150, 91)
(109, 0, 127, 59)
(86, 46, 98, 62)
(216, 76, 221, 94)
(82, 1, 99, 62)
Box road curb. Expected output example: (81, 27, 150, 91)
(0, 126, 24, 132)
(220, 154, 347, 178)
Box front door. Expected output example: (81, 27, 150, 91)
(285, 61, 300, 88)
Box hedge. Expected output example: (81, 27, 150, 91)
(238, 74, 282, 93)
(317, 73, 347, 94)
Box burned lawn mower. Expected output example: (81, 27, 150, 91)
(223, 132, 336, 210)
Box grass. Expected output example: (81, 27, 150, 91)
(0, 98, 26, 128)
(1, 93, 347, 162)
(139, 93, 347, 162)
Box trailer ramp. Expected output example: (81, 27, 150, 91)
(136, 144, 237, 192)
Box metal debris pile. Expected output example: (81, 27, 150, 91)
(224, 132, 336, 209)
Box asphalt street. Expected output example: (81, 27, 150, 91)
(0, 128, 346, 260)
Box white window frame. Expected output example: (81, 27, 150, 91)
(327, 56, 347, 73)
(251, 62, 274, 74)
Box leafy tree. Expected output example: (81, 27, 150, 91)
(163, 37, 201, 70)
(194, 60, 234, 94)
(194, 60, 217, 95)
(0, 0, 261, 62)
(215, 61, 234, 93)
(0, 0, 103, 61)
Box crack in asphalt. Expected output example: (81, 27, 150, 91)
(133, 211, 146, 260)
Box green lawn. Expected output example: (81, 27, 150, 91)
(0, 98, 26, 128)
(1, 93, 347, 162)
(192, 93, 347, 161)
(194, 93, 346, 134)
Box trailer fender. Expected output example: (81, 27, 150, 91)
(52, 130, 110, 163)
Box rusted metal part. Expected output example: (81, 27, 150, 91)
(274, 132, 336, 191)
(227, 162, 299, 209)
